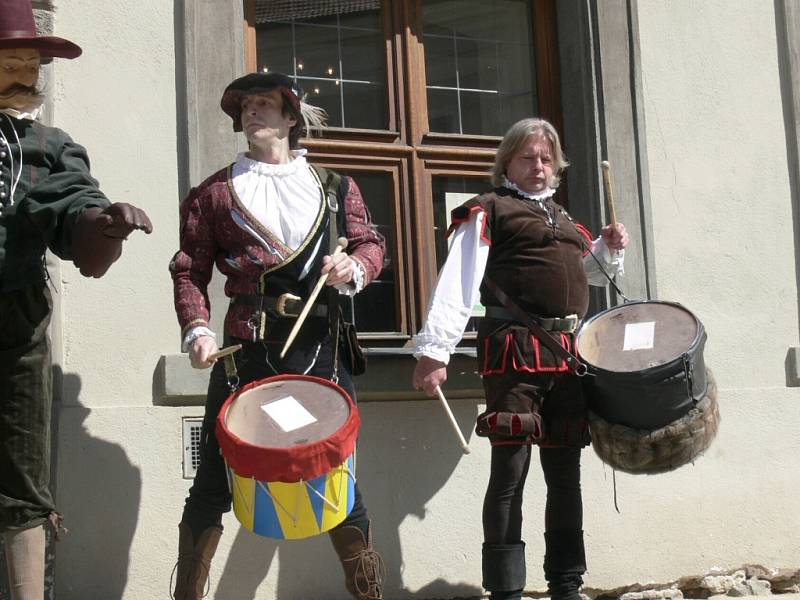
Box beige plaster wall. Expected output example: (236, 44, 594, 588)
(45, 0, 799, 598)
(609, 0, 800, 585)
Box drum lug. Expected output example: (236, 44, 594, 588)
(682, 353, 695, 403)
(223, 353, 240, 392)
(572, 360, 589, 377)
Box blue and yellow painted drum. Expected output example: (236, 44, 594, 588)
(216, 374, 361, 540)
(227, 454, 355, 539)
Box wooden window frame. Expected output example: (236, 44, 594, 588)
(243, 0, 562, 342)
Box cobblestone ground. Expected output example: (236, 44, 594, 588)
(0, 548, 796, 600)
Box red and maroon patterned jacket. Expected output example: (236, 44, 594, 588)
(169, 165, 385, 341)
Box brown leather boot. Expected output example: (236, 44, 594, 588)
(329, 523, 385, 600)
(170, 522, 223, 600)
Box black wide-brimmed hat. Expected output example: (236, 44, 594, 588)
(0, 0, 82, 59)
(220, 72, 303, 132)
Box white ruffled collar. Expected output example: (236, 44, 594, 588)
(236, 148, 308, 177)
(502, 177, 556, 201)
(0, 104, 43, 122)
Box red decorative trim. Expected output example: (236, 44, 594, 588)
(447, 205, 491, 245)
(480, 333, 512, 375)
(575, 223, 594, 257)
(510, 414, 522, 436)
(216, 374, 361, 482)
(533, 333, 570, 373)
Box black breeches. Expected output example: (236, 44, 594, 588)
(482, 444, 582, 544)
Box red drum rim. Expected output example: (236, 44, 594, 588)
(216, 374, 361, 484)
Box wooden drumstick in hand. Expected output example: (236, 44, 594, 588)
(208, 344, 243, 362)
(600, 160, 618, 227)
(435, 385, 471, 455)
(280, 237, 348, 359)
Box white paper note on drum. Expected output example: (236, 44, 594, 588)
(261, 396, 318, 432)
(623, 321, 656, 351)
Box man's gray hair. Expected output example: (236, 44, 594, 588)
(491, 118, 569, 188)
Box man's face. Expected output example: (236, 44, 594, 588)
(0, 48, 42, 110)
(505, 134, 555, 194)
(240, 89, 297, 145)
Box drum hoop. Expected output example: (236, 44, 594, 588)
(216, 373, 361, 483)
(575, 300, 706, 375)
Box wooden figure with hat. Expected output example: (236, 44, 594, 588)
(0, 1, 152, 598)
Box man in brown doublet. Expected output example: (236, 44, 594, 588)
(413, 118, 628, 600)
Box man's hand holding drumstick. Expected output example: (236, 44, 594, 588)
(599, 160, 630, 252)
(321, 241, 359, 286)
(412, 356, 471, 454)
(412, 356, 448, 397)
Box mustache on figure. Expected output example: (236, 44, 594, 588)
(0, 83, 44, 100)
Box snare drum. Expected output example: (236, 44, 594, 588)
(576, 300, 708, 430)
(575, 301, 719, 474)
(216, 374, 360, 539)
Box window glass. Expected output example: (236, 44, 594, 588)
(336, 170, 397, 333)
(422, 0, 538, 135)
(254, 1, 387, 130)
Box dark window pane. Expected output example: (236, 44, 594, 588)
(256, 25, 294, 75)
(299, 78, 343, 127)
(254, 1, 387, 131)
(341, 24, 384, 82)
(431, 176, 492, 332)
(449, 0, 498, 40)
(423, 34, 456, 87)
(496, 41, 535, 99)
(427, 88, 459, 133)
(422, 0, 537, 135)
(421, 0, 455, 31)
(458, 39, 498, 91)
(494, 0, 534, 42)
(341, 10, 381, 30)
(460, 90, 502, 136)
(292, 24, 331, 80)
(337, 170, 397, 333)
(342, 82, 386, 130)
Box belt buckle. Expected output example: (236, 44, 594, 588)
(275, 293, 302, 317)
(564, 314, 578, 333)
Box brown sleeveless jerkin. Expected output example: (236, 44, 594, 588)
(451, 187, 593, 447)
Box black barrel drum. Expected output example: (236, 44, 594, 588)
(575, 301, 719, 474)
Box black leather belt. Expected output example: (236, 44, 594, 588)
(484, 306, 579, 333)
(231, 293, 328, 318)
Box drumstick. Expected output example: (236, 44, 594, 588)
(435, 385, 471, 455)
(280, 237, 349, 359)
(600, 160, 618, 227)
(208, 344, 242, 362)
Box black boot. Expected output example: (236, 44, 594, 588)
(543, 530, 586, 600)
(482, 542, 526, 600)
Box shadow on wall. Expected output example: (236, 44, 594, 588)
(212, 399, 484, 600)
(50, 366, 142, 600)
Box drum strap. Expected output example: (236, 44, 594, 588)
(484, 276, 587, 375)
(318, 167, 343, 383)
(558, 208, 630, 302)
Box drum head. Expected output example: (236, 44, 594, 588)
(225, 378, 350, 448)
(576, 301, 701, 372)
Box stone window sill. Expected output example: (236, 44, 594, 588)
(154, 347, 483, 406)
